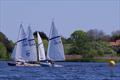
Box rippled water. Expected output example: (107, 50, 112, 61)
(0, 61, 120, 80)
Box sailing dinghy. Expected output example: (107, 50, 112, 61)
(37, 32, 46, 61)
(37, 32, 50, 67)
(40, 21, 65, 67)
(8, 25, 40, 66)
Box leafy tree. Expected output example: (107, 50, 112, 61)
(0, 32, 14, 59)
(87, 29, 110, 41)
(71, 30, 88, 42)
(112, 45, 120, 55)
(61, 36, 67, 44)
(68, 30, 88, 55)
(0, 32, 14, 53)
(0, 42, 7, 59)
(66, 38, 72, 44)
(33, 31, 48, 40)
(111, 30, 120, 41)
(42, 39, 48, 53)
(68, 30, 117, 58)
(33, 31, 48, 54)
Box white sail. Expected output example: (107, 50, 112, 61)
(47, 21, 65, 61)
(11, 24, 31, 62)
(27, 26, 37, 61)
(37, 32, 46, 61)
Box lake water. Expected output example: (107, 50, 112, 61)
(0, 61, 120, 80)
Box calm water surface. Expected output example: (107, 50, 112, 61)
(0, 61, 120, 80)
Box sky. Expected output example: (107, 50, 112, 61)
(0, 0, 120, 42)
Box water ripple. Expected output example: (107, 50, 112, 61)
(0, 61, 120, 80)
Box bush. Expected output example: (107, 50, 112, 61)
(0, 42, 7, 59)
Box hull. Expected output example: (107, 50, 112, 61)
(40, 62, 51, 67)
(40, 62, 63, 67)
(8, 62, 16, 66)
(8, 62, 40, 66)
(8, 62, 63, 67)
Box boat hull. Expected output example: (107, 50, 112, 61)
(8, 62, 16, 66)
(8, 62, 40, 66)
(40, 62, 63, 67)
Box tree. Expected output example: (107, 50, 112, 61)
(61, 36, 67, 44)
(70, 30, 88, 49)
(33, 31, 48, 53)
(111, 30, 120, 41)
(33, 31, 48, 40)
(0, 32, 14, 59)
(0, 42, 7, 59)
(69, 30, 88, 55)
(68, 30, 117, 58)
(87, 29, 110, 41)
(87, 29, 98, 40)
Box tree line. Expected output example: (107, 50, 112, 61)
(63, 29, 120, 58)
(0, 29, 120, 59)
(0, 32, 14, 59)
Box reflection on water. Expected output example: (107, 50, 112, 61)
(0, 61, 120, 80)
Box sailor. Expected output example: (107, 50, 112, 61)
(16, 61, 24, 65)
(47, 60, 54, 66)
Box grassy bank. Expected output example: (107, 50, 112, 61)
(66, 58, 120, 62)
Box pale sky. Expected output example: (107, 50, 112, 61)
(0, 0, 120, 42)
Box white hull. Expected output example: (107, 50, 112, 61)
(17, 63, 40, 66)
(8, 61, 62, 67)
(40, 62, 63, 67)
(8, 62, 40, 66)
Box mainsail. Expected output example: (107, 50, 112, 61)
(47, 21, 65, 61)
(11, 24, 31, 62)
(27, 26, 37, 61)
(37, 32, 46, 61)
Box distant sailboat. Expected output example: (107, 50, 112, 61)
(8, 22, 65, 67)
(11, 24, 31, 62)
(40, 21, 65, 67)
(8, 24, 39, 66)
(47, 21, 65, 61)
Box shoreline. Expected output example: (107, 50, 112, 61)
(0, 55, 120, 62)
(1, 59, 120, 62)
(66, 58, 120, 62)
(65, 54, 120, 62)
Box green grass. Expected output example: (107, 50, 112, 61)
(66, 58, 120, 62)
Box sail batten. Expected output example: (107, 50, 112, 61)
(49, 36, 60, 40)
(16, 38, 27, 43)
